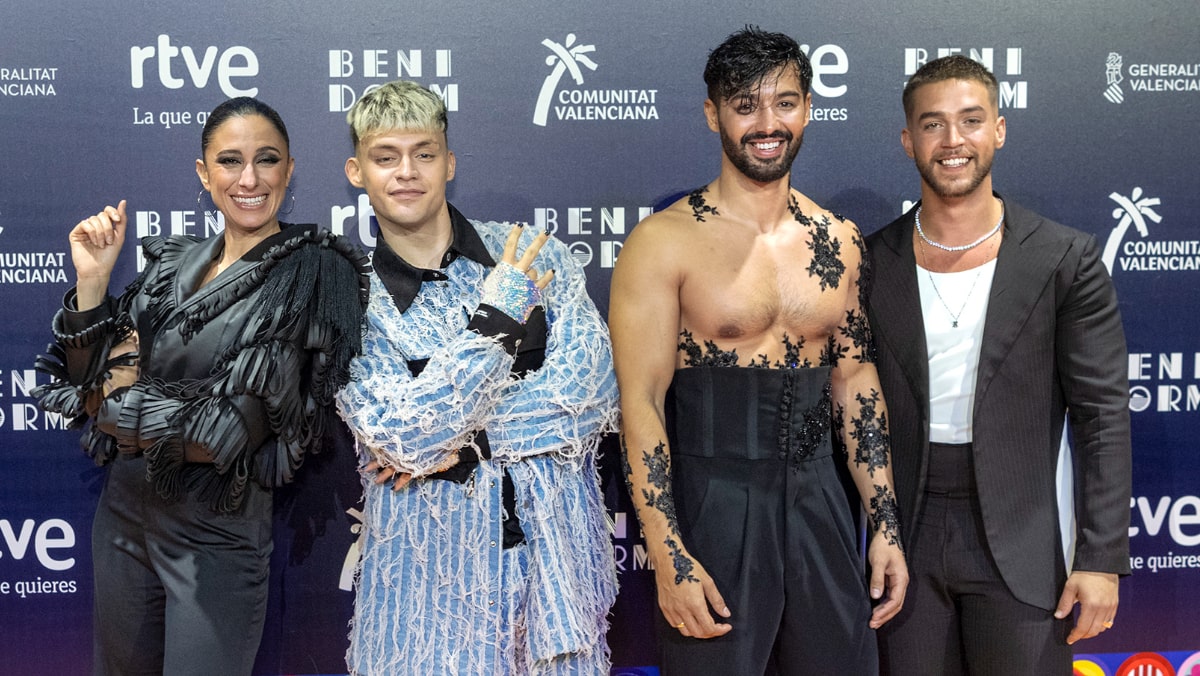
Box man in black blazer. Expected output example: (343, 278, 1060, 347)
(867, 55, 1131, 674)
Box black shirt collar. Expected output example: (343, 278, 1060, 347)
(373, 203, 496, 313)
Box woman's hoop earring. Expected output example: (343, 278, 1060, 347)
(279, 186, 296, 216)
(197, 189, 223, 229)
(196, 189, 217, 216)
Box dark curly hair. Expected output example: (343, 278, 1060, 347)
(704, 26, 813, 104)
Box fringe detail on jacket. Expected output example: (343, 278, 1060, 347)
(34, 227, 370, 512)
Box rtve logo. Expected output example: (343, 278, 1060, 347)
(0, 518, 76, 571)
(130, 34, 259, 97)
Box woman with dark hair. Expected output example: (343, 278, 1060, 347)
(35, 97, 369, 675)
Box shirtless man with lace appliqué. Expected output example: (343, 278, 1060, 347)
(609, 27, 907, 675)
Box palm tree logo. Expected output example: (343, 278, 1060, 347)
(534, 34, 598, 127)
(339, 507, 364, 592)
(1102, 187, 1161, 273)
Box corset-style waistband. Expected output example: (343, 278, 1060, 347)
(665, 366, 833, 462)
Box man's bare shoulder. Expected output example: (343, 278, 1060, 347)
(623, 191, 713, 252)
(791, 189, 864, 240)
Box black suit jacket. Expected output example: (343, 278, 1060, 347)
(866, 196, 1132, 611)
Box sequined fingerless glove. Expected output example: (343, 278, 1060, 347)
(480, 261, 542, 324)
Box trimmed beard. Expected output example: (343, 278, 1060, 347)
(916, 154, 993, 199)
(720, 127, 803, 183)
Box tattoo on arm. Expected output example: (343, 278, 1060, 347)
(848, 234, 878, 364)
(854, 232, 872, 312)
(839, 309, 874, 364)
(625, 439, 698, 585)
(849, 389, 890, 477)
(870, 484, 903, 549)
(666, 538, 699, 584)
(640, 443, 677, 523)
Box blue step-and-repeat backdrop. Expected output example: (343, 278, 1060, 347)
(2, 1, 1197, 674)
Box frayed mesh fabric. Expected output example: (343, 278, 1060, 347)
(337, 220, 619, 674)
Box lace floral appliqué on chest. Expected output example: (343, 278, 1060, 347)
(790, 197, 846, 292)
(679, 330, 816, 369)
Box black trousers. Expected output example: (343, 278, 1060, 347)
(92, 454, 273, 676)
(878, 443, 1072, 676)
(659, 367, 876, 675)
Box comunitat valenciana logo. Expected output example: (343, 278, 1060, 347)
(533, 34, 659, 126)
(0, 213, 70, 286)
(1103, 51, 1200, 104)
(1101, 187, 1200, 275)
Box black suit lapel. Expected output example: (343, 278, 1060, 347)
(975, 199, 1067, 407)
(872, 212, 930, 411)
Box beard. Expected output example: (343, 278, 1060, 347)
(720, 127, 803, 183)
(916, 153, 994, 199)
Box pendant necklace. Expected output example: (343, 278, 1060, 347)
(917, 234, 996, 329)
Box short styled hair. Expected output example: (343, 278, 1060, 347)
(902, 55, 999, 121)
(703, 26, 813, 104)
(346, 80, 448, 150)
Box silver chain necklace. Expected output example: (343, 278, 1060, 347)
(915, 205, 1004, 252)
(917, 238, 990, 328)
